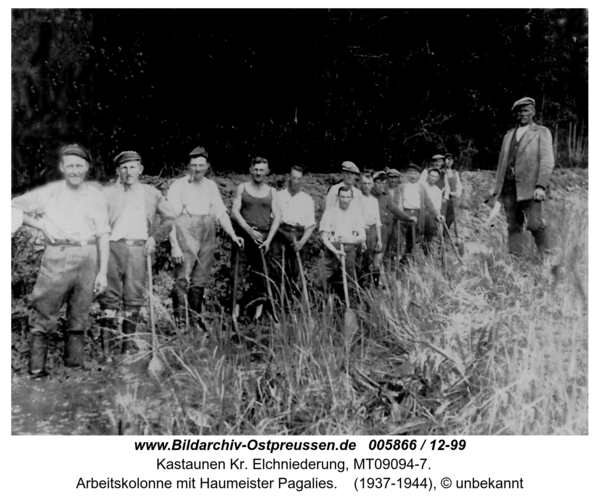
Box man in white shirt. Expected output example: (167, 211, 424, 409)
(11, 144, 110, 376)
(319, 185, 366, 300)
(272, 165, 316, 299)
(168, 147, 243, 328)
(324, 161, 363, 210)
(355, 173, 382, 288)
(422, 167, 444, 253)
(99, 151, 175, 353)
(443, 153, 463, 230)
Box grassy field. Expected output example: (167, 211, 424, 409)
(11, 169, 588, 435)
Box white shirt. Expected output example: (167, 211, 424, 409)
(402, 182, 422, 210)
(276, 189, 316, 228)
(167, 176, 227, 220)
(106, 183, 148, 241)
(359, 195, 382, 227)
(423, 183, 443, 212)
(319, 205, 366, 243)
(325, 183, 363, 211)
(11, 180, 110, 241)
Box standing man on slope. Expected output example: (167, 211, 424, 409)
(443, 153, 463, 230)
(12, 144, 110, 376)
(168, 147, 243, 329)
(99, 151, 175, 354)
(271, 165, 316, 300)
(324, 161, 362, 210)
(231, 156, 281, 320)
(489, 97, 555, 257)
(355, 173, 382, 288)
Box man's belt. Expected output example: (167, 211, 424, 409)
(112, 239, 146, 247)
(365, 223, 377, 230)
(50, 239, 95, 247)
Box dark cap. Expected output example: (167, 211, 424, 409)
(373, 171, 387, 181)
(189, 146, 208, 159)
(428, 166, 441, 175)
(59, 144, 91, 163)
(114, 150, 141, 166)
(386, 168, 401, 177)
(341, 160, 360, 174)
(407, 163, 422, 173)
(431, 154, 445, 161)
(444, 152, 454, 159)
(512, 97, 535, 110)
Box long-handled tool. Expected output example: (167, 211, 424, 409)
(147, 254, 163, 375)
(293, 237, 310, 308)
(231, 249, 240, 333)
(340, 243, 359, 342)
(396, 220, 401, 274)
(260, 248, 279, 324)
(439, 221, 446, 271)
(443, 222, 464, 264)
(280, 245, 286, 313)
(452, 202, 464, 256)
(411, 220, 417, 255)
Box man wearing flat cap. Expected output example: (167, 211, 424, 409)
(325, 161, 363, 210)
(489, 97, 554, 256)
(169, 147, 243, 328)
(98, 151, 175, 354)
(11, 144, 110, 376)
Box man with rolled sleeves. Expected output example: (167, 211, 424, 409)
(489, 97, 555, 256)
(398, 163, 444, 259)
(372, 171, 416, 281)
(319, 185, 366, 300)
(324, 160, 363, 210)
(98, 151, 175, 353)
(11, 144, 110, 376)
(168, 147, 243, 328)
(272, 165, 316, 299)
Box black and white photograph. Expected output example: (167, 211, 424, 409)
(10, 7, 588, 441)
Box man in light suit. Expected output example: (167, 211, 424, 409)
(489, 97, 555, 256)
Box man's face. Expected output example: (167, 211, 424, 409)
(360, 177, 374, 196)
(434, 158, 445, 170)
(408, 169, 420, 183)
(387, 175, 400, 189)
(117, 160, 143, 186)
(251, 162, 269, 183)
(342, 171, 356, 187)
(59, 154, 89, 187)
(338, 190, 353, 210)
(428, 171, 440, 186)
(288, 168, 303, 191)
(189, 156, 209, 181)
(515, 105, 535, 126)
(445, 157, 454, 169)
(374, 179, 387, 194)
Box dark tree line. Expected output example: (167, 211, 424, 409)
(12, 8, 588, 192)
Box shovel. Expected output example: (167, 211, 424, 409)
(147, 254, 163, 376)
(439, 221, 446, 271)
(453, 204, 465, 256)
(340, 243, 359, 342)
(293, 236, 311, 308)
(260, 248, 279, 324)
(443, 222, 464, 265)
(231, 249, 240, 333)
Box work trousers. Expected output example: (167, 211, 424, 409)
(99, 240, 146, 310)
(30, 243, 97, 335)
(501, 178, 549, 255)
(356, 225, 377, 286)
(270, 224, 305, 300)
(322, 242, 357, 299)
(173, 214, 217, 293)
(400, 209, 420, 256)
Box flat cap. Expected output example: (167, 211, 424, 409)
(341, 160, 360, 174)
(386, 168, 401, 177)
(512, 97, 535, 110)
(407, 163, 422, 173)
(431, 154, 445, 161)
(444, 152, 454, 159)
(373, 171, 387, 181)
(189, 146, 209, 158)
(428, 166, 441, 175)
(59, 144, 91, 162)
(114, 150, 141, 166)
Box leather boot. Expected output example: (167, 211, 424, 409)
(171, 286, 187, 327)
(64, 330, 85, 368)
(29, 332, 48, 377)
(121, 309, 140, 354)
(188, 287, 207, 331)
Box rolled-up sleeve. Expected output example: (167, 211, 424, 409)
(210, 182, 228, 220)
(91, 190, 111, 237)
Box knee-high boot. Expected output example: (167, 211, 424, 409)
(64, 330, 85, 368)
(29, 331, 48, 377)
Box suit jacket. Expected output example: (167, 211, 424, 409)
(492, 122, 554, 201)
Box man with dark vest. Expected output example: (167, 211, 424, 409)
(489, 97, 554, 256)
(168, 147, 243, 329)
(231, 156, 281, 320)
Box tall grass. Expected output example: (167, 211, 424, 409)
(109, 195, 587, 435)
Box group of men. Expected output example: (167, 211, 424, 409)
(12, 96, 554, 377)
